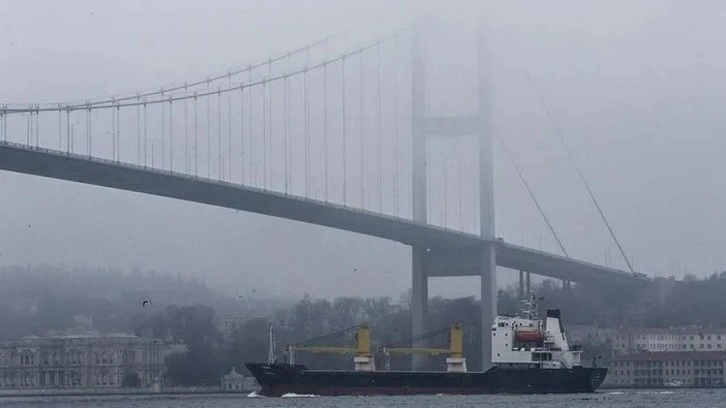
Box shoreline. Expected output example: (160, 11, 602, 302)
(0, 389, 258, 398)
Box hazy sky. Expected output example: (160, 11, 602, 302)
(1, 0, 726, 299)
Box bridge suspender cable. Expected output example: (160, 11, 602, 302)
(240, 85, 246, 185)
(228, 74, 233, 181)
(283, 75, 289, 194)
(524, 70, 635, 274)
(262, 80, 267, 188)
(341, 57, 348, 206)
(218, 90, 223, 181)
(494, 132, 569, 258)
(376, 43, 383, 213)
(359, 52, 365, 209)
(324, 61, 329, 202)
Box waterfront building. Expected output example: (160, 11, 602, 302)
(220, 366, 256, 391)
(606, 351, 725, 387)
(612, 328, 726, 355)
(0, 332, 163, 390)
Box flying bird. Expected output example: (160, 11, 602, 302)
(142, 300, 152, 307)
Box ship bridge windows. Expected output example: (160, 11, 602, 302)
(532, 352, 553, 362)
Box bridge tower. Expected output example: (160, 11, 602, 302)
(410, 18, 496, 370)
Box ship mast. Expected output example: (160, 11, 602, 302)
(268, 323, 277, 365)
(520, 292, 540, 320)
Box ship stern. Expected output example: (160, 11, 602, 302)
(587, 367, 608, 392)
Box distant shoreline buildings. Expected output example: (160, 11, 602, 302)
(0, 331, 258, 395)
(0, 332, 164, 390)
(567, 325, 726, 388)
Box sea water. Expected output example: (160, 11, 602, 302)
(0, 389, 723, 408)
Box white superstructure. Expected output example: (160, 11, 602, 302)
(491, 296, 583, 369)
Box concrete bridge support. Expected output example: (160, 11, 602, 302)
(410, 20, 428, 370)
(519, 270, 535, 299)
(519, 270, 524, 299)
(410, 247, 428, 369)
(526, 271, 531, 296)
(477, 18, 496, 370)
(410, 18, 496, 370)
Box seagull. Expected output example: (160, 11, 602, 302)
(142, 300, 152, 307)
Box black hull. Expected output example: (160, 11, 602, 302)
(245, 363, 607, 397)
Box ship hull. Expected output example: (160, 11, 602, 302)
(246, 363, 607, 397)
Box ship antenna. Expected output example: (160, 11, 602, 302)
(521, 292, 540, 320)
(267, 323, 277, 365)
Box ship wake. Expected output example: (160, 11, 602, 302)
(281, 393, 319, 398)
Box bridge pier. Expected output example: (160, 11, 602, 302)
(479, 244, 496, 370)
(526, 272, 531, 295)
(520, 270, 533, 298)
(477, 17, 496, 371)
(411, 246, 428, 370)
(518, 270, 524, 299)
(410, 17, 497, 370)
(410, 17, 431, 371)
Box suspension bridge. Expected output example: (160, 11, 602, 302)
(0, 21, 647, 368)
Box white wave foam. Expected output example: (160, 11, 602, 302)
(281, 393, 319, 398)
(247, 391, 263, 398)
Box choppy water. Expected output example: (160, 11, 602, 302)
(0, 389, 724, 408)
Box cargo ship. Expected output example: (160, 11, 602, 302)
(246, 297, 607, 396)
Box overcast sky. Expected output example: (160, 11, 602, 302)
(1, 0, 725, 299)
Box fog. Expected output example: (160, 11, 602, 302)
(1, 0, 726, 299)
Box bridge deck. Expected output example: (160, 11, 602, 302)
(0, 141, 646, 285)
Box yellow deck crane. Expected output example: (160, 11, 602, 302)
(286, 323, 376, 371)
(379, 324, 467, 372)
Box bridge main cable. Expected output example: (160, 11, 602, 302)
(5, 37, 333, 110)
(2, 29, 407, 115)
